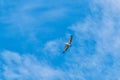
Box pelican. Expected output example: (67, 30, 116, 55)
(63, 35, 72, 53)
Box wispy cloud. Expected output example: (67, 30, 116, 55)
(67, 0, 120, 79)
(43, 40, 61, 55)
(1, 50, 64, 80)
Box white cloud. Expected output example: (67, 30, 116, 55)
(66, 0, 120, 79)
(1, 50, 64, 80)
(44, 41, 59, 54)
(91, 0, 120, 18)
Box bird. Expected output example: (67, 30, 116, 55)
(63, 35, 73, 53)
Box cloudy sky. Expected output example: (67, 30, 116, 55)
(0, 0, 120, 80)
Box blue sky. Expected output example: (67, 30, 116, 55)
(0, 0, 120, 80)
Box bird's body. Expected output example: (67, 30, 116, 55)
(63, 35, 72, 53)
(65, 43, 71, 46)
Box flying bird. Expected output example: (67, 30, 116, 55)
(63, 35, 73, 53)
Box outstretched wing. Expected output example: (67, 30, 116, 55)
(62, 35, 73, 53)
(68, 35, 72, 44)
(63, 44, 69, 53)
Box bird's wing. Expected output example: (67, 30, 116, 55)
(63, 44, 69, 53)
(68, 35, 72, 44)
